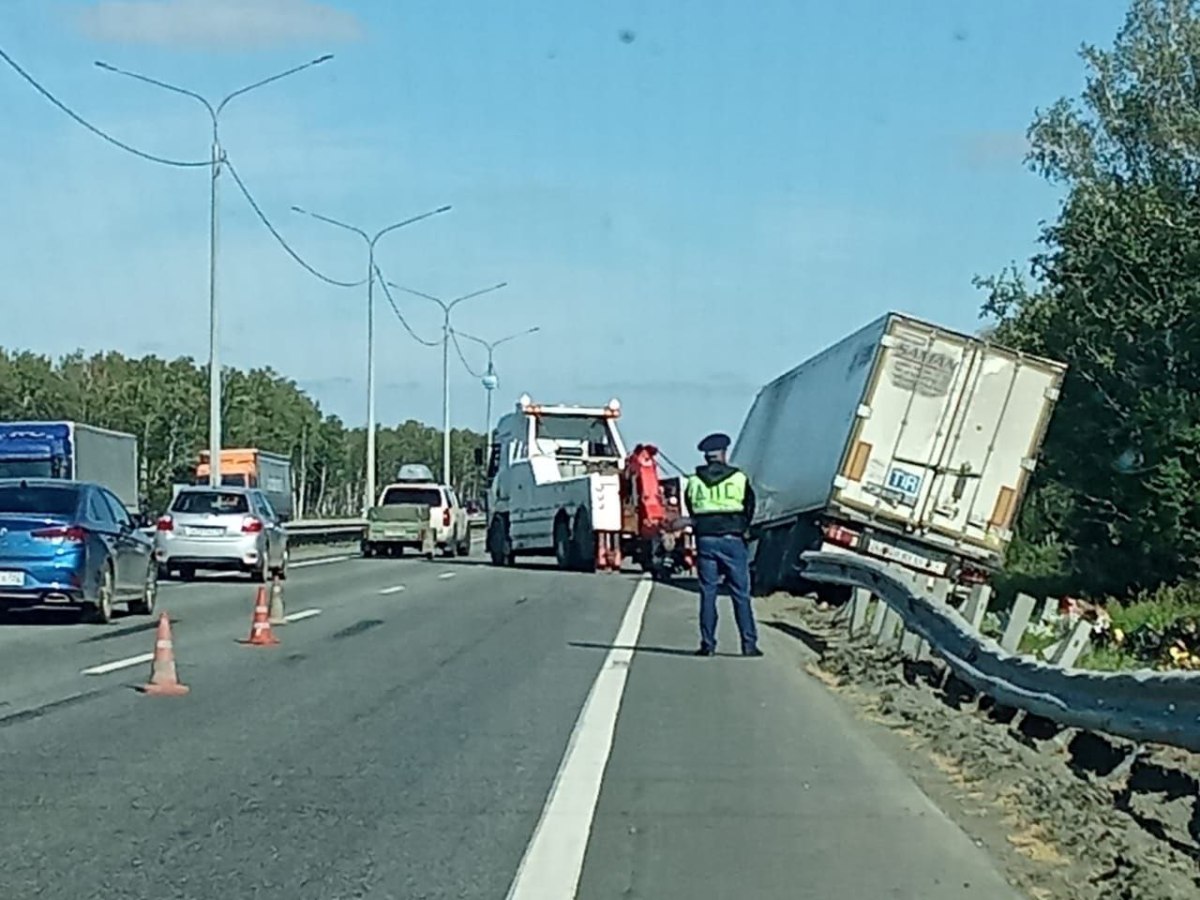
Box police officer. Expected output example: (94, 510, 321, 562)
(684, 432, 761, 657)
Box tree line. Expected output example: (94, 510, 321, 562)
(0, 348, 487, 517)
(979, 0, 1200, 596)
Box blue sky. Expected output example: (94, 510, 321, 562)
(1, 0, 1129, 465)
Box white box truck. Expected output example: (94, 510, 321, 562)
(0, 421, 140, 513)
(731, 312, 1066, 596)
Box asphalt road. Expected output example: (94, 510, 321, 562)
(0, 546, 1020, 899)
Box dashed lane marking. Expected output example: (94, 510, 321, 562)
(81, 652, 154, 676)
(438, 572, 456, 580)
(379, 585, 407, 595)
(290, 555, 352, 569)
(284, 608, 322, 623)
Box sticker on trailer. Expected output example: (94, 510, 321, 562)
(888, 335, 958, 398)
(886, 467, 922, 501)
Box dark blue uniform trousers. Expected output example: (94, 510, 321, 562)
(696, 534, 758, 652)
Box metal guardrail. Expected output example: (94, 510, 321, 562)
(283, 518, 366, 545)
(801, 550, 1200, 754)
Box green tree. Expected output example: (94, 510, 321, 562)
(0, 348, 485, 519)
(979, 0, 1200, 593)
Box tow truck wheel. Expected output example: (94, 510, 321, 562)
(553, 515, 572, 569)
(488, 516, 514, 567)
(570, 509, 596, 573)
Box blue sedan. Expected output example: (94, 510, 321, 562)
(0, 479, 157, 623)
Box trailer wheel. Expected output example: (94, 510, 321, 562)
(553, 514, 572, 570)
(570, 509, 596, 573)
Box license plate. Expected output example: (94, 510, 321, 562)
(184, 526, 223, 537)
(866, 538, 947, 575)
(0, 571, 24, 587)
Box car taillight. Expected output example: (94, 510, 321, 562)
(32, 525, 87, 543)
(443, 507, 452, 527)
(242, 516, 264, 534)
(157, 515, 174, 532)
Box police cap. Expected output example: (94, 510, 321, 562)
(697, 432, 732, 453)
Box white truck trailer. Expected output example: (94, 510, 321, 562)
(732, 312, 1066, 597)
(482, 394, 627, 571)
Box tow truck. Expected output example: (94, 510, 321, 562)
(480, 395, 695, 578)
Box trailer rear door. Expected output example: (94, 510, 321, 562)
(833, 316, 1063, 562)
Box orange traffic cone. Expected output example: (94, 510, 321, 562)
(139, 613, 189, 696)
(240, 586, 280, 646)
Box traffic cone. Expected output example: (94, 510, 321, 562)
(139, 613, 189, 696)
(268, 576, 287, 626)
(240, 586, 280, 646)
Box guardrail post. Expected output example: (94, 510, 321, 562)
(869, 596, 889, 642)
(962, 583, 992, 632)
(916, 579, 949, 663)
(850, 587, 871, 637)
(1000, 592, 1036, 654)
(1050, 618, 1093, 669)
(879, 606, 904, 650)
(1038, 595, 1057, 625)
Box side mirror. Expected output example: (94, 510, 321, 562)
(473, 447, 485, 466)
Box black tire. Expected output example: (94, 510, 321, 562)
(442, 539, 457, 559)
(251, 552, 269, 583)
(128, 560, 157, 615)
(570, 509, 596, 573)
(488, 516, 514, 567)
(553, 515, 572, 570)
(178, 564, 196, 582)
(458, 527, 472, 557)
(362, 542, 375, 558)
(84, 563, 116, 624)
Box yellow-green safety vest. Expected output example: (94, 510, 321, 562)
(686, 470, 748, 514)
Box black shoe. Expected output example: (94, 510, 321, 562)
(694, 646, 715, 657)
(742, 647, 764, 658)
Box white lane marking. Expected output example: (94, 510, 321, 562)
(438, 572, 456, 580)
(81, 652, 155, 676)
(505, 576, 653, 900)
(379, 585, 407, 595)
(290, 555, 352, 569)
(284, 608, 322, 623)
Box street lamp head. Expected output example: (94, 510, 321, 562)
(94, 60, 116, 71)
(291, 205, 308, 214)
(435, 205, 453, 214)
(313, 54, 335, 65)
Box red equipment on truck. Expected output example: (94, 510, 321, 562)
(621, 444, 695, 581)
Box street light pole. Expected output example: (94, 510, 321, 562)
(390, 283, 509, 487)
(291, 206, 453, 514)
(95, 55, 334, 487)
(454, 327, 541, 439)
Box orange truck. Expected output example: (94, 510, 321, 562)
(194, 449, 294, 521)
